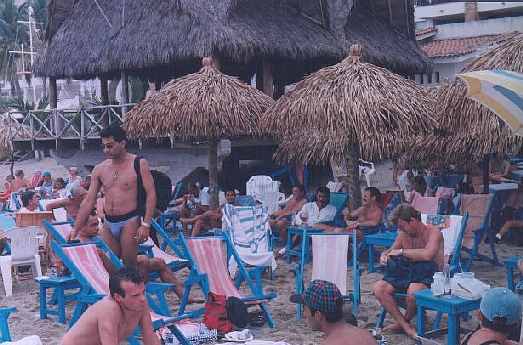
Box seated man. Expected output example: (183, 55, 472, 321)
(297, 186, 337, 231)
(45, 185, 87, 221)
(13, 169, 29, 192)
(461, 287, 521, 345)
(183, 190, 237, 237)
(178, 184, 208, 234)
(39, 171, 54, 198)
(52, 177, 67, 199)
(76, 213, 196, 302)
(269, 184, 307, 240)
(19, 190, 41, 212)
(373, 204, 444, 338)
(291, 280, 377, 345)
(496, 184, 523, 242)
(61, 267, 160, 345)
(332, 187, 383, 237)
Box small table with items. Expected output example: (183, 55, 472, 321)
(364, 231, 397, 273)
(504, 256, 521, 291)
(414, 289, 481, 345)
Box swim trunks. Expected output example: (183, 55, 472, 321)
(105, 210, 140, 239)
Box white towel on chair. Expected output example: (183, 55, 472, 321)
(2, 335, 42, 345)
(311, 235, 349, 294)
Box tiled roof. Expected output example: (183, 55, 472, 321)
(415, 27, 437, 37)
(421, 34, 502, 58)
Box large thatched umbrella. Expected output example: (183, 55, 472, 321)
(411, 33, 523, 190)
(258, 45, 435, 207)
(124, 57, 274, 207)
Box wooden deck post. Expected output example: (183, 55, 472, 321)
(49, 77, 61, 151)
(100, 78, 109, 128)
(256, 60, 274, 98)
(121, 71, 129, 117)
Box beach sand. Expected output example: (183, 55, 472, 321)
(1, 242, 522, 345)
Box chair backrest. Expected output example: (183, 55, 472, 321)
(222, 205, 271, 254)
(151, 221, 191, 261)
(435, 187, 455, 199)
(0, 213, 16, 231)
(53, 241, 111, 295)
(52, 208, 68, 222)
(329, 192, 349, 226)
(43, 220, 73, 244)
(311, 234, 350, 293)
(459, 193, 494, 249)
(412, 193, 440, 214)
(235, 195, 256, 207)
(7, 227, 42, 261)
(186, 237, 241, 298)
(421, 214, 466, 262)
(9, 193, 21, 211)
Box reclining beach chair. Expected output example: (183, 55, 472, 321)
(50, 240, 198, 345)
(181, 236, 277, 327)
(295, 232, 361, 320)
(459, 193, 495, 270)
(0, 306, 16, 342)
(375, 213, 470, 331)
(222, 204, 276, 291)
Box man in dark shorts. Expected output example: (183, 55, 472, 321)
(373, 204, 444, 338)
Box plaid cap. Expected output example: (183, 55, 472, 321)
(290, 280, 343, 313)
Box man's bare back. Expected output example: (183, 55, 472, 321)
(61, 298, 144, 345)
(324, 324, 377, 345)
(95, 154, 139, 217)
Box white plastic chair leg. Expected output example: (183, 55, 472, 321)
(33, 254, 42, 278)
(0, 255, 13, 296)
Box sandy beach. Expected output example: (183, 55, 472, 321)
(1, 241, 522, 345)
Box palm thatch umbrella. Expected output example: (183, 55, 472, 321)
(413, 33, 523, 191)
(124, 57, 274, 207)
(258, 45, 435, 207)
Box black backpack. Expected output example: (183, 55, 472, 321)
(134, 157, 173, 213)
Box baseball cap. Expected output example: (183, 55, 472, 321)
(290, 280, 343, 313)
(42, 171, 51, 177)
(480, 287, 521, 325)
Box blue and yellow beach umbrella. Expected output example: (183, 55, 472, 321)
(458, 69, 523, 136)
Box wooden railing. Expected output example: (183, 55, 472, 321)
(7, 104, 135, 150)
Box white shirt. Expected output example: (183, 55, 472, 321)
(298, 202, 337, 227)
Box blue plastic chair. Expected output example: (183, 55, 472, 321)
(0, 307, 15, 342)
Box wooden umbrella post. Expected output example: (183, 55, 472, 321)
(346, 142, 362, 208)
(482, 154, 490, 194)
(208, 138, 219, 209)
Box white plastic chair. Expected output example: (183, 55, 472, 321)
(0, 227, 44, 296)
(358, 159, 376, 187)
(246, 176, 280, 213)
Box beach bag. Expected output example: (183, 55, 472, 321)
(203, 292, 233, 334)
(134, 157, 173, 213)
(226, 296, 249, 328)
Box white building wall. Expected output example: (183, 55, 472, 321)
(436, 16, 523, 39)
(416, 2, 523, 20)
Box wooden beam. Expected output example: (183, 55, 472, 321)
(404, 0, 411, 38)
(262, 60, 274, 98)
(387, 0, 393, 25)
(100, 78, 109, 105)
(49, 77, 57, 109)
(120, 71, 129, 116)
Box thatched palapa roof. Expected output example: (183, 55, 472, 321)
(35, 0, 428, 80)
(258, 45, 435, 164)
(123, 58, 273, 140)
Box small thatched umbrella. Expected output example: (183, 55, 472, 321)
(259, 45, 435, 207)
(124, 57, 274, 207)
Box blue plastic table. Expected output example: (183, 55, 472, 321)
(415, 289, 481, 345)
(504, 256, 520, 291)
(512, 170, 523, 181)
(364, 231, 397, 273)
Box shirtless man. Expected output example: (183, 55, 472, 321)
(332, 187, 383, 236)
(70, 124, 156, 267)
(13, 169, 29, 191)
(61, 267, 160, 345)
(373, 204, 444, 338)
(291, 280, 377, 345)
(46, 185, 87, 220)
(269, 185, 307, 240)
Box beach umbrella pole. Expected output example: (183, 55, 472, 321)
(482, 154, 490, 194)
(209, 138, 219, 209)
(346, 142, 362, 209)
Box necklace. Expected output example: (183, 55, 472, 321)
(112, 170, 119, 181)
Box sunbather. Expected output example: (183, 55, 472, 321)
(496, 184, 523, 242)
(373, 204, 444, 338)
(13, 169, 29, 192)
(461, 287, 521, 345)
(291, 280, 377, 345)
(330, 187, 383, 237)
(19, 190, 41, 212)
(61, 267, 160, 345)
(269, 184, 307, 240)
(181, 189, 236, 237)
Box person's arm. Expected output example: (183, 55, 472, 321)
(136, 159, 157, 242)
(97, 306, 120, 345)
(379, 234, 404, 264)
(140, 308, 161, 345)
(45, 198, 68, 211)
(391, 230, 443, 262)
(71, 167, 102, 239)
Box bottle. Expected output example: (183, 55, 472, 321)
(443, 263, 451, 295)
